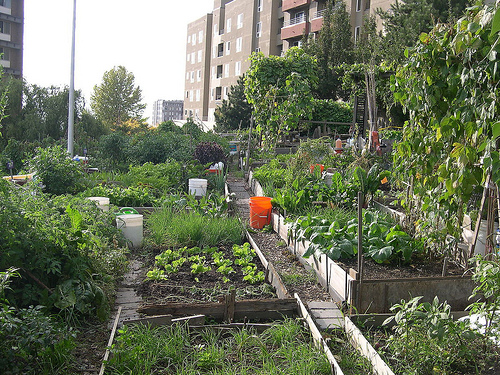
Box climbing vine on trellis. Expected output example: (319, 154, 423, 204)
(392, 3, 500, 250)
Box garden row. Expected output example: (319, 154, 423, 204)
(246, 137, 500, 374)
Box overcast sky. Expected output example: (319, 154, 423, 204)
(23, 0, 214, 122)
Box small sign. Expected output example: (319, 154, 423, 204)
(6, 160, 14, 170)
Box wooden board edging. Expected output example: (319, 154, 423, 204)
(246, 229, 290, 299)
(295, 293, 345, 375)
(344, 316, 395, 375)
(99, 306, 122, 375)
(137, 298, 298, 322)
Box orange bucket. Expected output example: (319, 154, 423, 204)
(249, 196, 272, 229)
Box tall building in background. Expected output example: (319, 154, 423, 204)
(152, 99, 184, 126)
(0, 0, 23, 78)
(184, 0, 395, 125)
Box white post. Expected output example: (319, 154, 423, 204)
(67, 0, 77, 156)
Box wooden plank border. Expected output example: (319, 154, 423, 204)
(344, 316, 395, 375)
(295, 293, 344, 375)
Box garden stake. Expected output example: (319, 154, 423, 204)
(357, 191, 364, 311)
(468, 174, 490, 259)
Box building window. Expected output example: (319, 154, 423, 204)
(257, 0, 263, 12)
(215, 87, 222, 100)
(226, 41, 231, 55)
(187, 53, 190, 62)
(197, 70, 202, 82)
(186, 91, 189, 98)
(255, 47, 261, 53)
(214, 23, 218, 36)
(226, 18, 232, 33)
(237, 13, 243, 29)
(186, 72, 189, 80)
(197, 50, 202, 62)
(217, 43, 224, 57)
(0, 0, 11, 8)
(365, 0, 370, 9)
(256, 22, 262, 38)
(187, 35, 191, 44)
(198, 30, 203, 43)
(196, 89, 200, 102)
(224, 64, 230, 78)
(354, 26, 361, 44)
(236, 37, 242, 53)
(224, 87, 229, 100)
(212, 66, 216, 79)
(190, 71, 195, 83)
(356, 0, 361, 12)
(191, 52, 195, 64)
(190, 90, 194, 102)
(192, 34, 197, 45)
(235, 61, 241, 76)
(216, 65, 223, 79)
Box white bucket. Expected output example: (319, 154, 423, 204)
(188, 178, 208, 197)
(87, 196, 110, 211)
(116, 214, 143, 248)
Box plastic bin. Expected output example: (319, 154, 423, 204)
(188, 178, 208, 197)
(116, 214, 143, 248)
(249, 196, 272, 229)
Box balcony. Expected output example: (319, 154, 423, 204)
(282, 0, 310, 12)
(282, 14, 306, 27)
(310, 9, 325, 33)
(281, 20, 309, 40)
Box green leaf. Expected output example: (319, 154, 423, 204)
(367, 246, 394, 263)
(492, 121, 500, 139)
(490, 7, 500, 37)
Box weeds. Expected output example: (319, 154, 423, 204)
(106, 318, 331, 374)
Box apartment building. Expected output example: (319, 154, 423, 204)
(0, 0, 23, 78)
(184, 0, 283, 122)
(152, 99, 184, 126)
(184, 0, 395, 123)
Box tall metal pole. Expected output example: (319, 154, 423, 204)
(67, 0, 77, 156)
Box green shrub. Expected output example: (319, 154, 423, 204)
(27, 145, 86, 195)
(81, 184, 161, 207)
(0, 181, 127, 319)
(121, 161, 184, 193)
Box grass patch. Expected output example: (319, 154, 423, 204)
(106, 318, 331, 374)
(146, 207, 244, 248)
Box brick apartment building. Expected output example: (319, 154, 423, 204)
(184, 0, 394, 124)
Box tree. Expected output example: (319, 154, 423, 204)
(90, 66, 146, 131)
(377, 0, 470, 65)
(0, 80, 85, 143)
(214, 76, 252, 132)
(244, 48, 318, 147)
(303, 0, 354, 99)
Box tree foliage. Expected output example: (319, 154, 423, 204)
(392, 3, 500, 243)
(303, 0, 354, 99)
(0, 79, 85, 142)
(214, 76, 252, 132)
(90, 66, 146, 131)
(377, 0, 470, 65)
(244, 48, 318, 147)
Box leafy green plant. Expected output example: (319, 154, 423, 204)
(81, 184, 161, 207)
(28, 145, 86, 195)
(293, 210, 421, 263)
(381, 296, 491, 374)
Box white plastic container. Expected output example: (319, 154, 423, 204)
(188, 178, 208, 197)
(87, 196, 110, 211)
(323, 172, 334, 187)
(116, 214, 143, 248)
